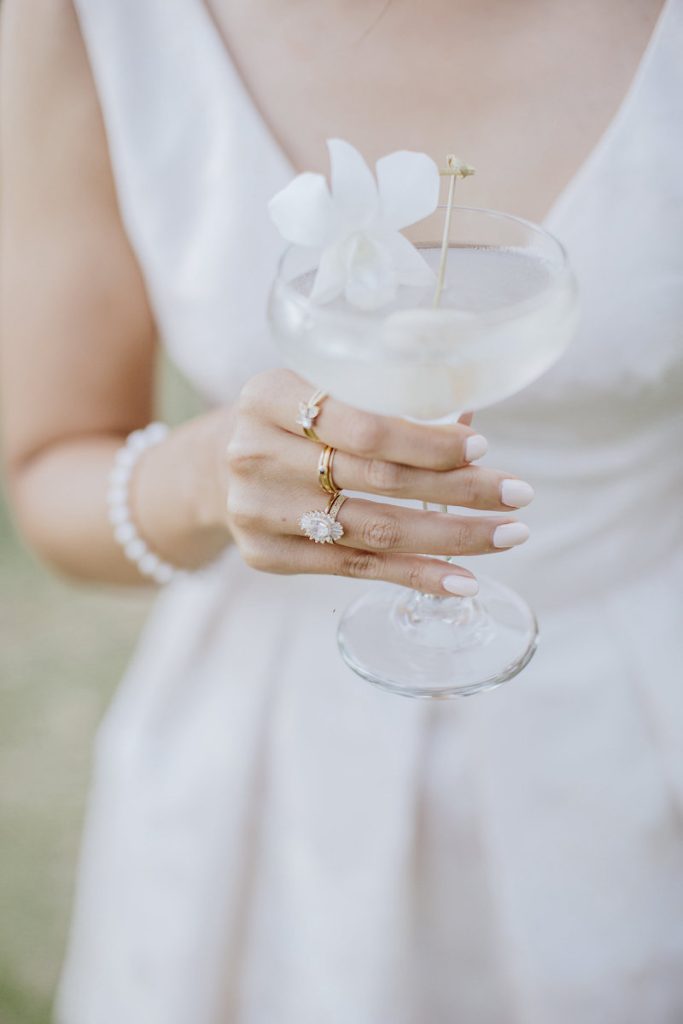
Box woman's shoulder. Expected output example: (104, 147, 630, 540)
(2, 0, 82, 73)
(1, 0, 104, 157)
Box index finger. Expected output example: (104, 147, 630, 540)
(253, 370, 489, 470)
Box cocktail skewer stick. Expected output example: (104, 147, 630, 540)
(432, 156, 476, 308)
(431, 157, 476, 518)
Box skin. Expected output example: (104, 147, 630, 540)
(0, 0, 664, 593)
(210, 0, 665, 226)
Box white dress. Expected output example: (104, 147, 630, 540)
(58, 2, 683, 1022)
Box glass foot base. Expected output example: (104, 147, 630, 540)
(337, 574, 538, 699)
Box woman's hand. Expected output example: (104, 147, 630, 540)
(222, 369, 533, 597)
(0, 5, 530, 592)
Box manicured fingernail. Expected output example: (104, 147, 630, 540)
(442, 574, 480, 597)
(493, 522, 530, 548)
(465, 434, 488, 462)
(500, 479, 535, 508)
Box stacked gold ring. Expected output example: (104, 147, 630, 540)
(318, 444, 339, 495)
(296, 390, 347, 544)
(326, 491, 347, 519)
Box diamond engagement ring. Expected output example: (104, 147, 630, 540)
(296, 389, 327, 442)
(299, 491, 348, 544)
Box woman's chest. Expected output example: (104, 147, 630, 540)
(207, 0, 664, 224)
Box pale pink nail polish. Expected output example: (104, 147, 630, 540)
(493, 522, 530, 548)
(500, 479, 535, 508)
(465, 434, 488, 462)
(442, 574, 480, 596)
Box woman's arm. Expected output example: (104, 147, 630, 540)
(0, 0, 231, 584)
(0, 0, 531, 597)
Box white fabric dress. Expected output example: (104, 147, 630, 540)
(58, 2, 683, 1022)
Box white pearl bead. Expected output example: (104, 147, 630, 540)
(108, 504, 129, 526)
(145, 422, 168, 444)
(107, 486, 127, 506)
(114, 522, 136, 545)
(115, 447, 136, 467)
(153, 563, 175, 584)
(128, 429, 147, 451)
(109, 464, 131, 486)
(139, 552, 160, 576)
(124, 538, 147, 562)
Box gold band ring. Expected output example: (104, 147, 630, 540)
(318, 445, 339, 495)
(299, 491, 348, 544)
(296, 389, 327, 443)
(325, 491, 347, 518)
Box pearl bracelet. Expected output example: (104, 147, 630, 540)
(107, 422, 182, 585)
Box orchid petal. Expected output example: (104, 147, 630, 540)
(383, 231, 435, 287)
(327, 138, 379, 230)
(310, 245, 346, 304)
(268, 172, 337, 246)
(341, 234, 397, 310)
(376, 150, 440, 229)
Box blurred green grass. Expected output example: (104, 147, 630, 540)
(0, 359, 203, 1024)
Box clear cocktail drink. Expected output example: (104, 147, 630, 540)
(268, 207, 578, 698)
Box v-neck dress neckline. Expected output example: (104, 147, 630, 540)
(199, 0, 673, 229)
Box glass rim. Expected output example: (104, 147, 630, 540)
(273, 204, 573, 328)
(432, 203, 569, 264)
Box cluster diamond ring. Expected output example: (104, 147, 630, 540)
(299, 491, 348, 544)
(296, 389, 327, 442)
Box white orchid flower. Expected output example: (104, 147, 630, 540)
(268, 139, 440, 311)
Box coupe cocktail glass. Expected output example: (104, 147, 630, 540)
(268, 207, 578, 697)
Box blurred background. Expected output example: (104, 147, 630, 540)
(0, 361, 203, 1024)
